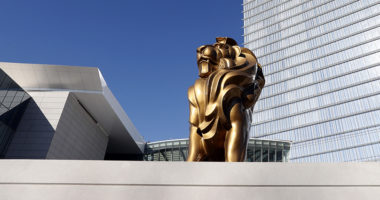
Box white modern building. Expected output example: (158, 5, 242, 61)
(243, 0, 380, 162)
(0, 62, 145, 160)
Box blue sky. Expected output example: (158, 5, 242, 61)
(0, 0, 243, 142)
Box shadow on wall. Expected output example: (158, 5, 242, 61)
(0, 68, 55, 158)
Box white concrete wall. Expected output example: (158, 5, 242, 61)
(0, 160, 379, 200)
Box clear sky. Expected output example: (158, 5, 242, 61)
(0, 0, 243, 142)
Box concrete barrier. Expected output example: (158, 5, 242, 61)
(0, 160, 379, 200)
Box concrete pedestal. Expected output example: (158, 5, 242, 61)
(0, 160, 379, 200)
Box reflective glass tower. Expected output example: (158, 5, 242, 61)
(243, 0, 380, 162)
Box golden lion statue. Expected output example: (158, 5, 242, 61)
(187, 37, 265, 162)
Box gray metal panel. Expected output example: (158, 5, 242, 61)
(0, 62, 103, 91)
(47, 93, 108, 160)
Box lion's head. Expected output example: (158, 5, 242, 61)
(196, 37, 254, 78)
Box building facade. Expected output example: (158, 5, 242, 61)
(0, 62, 290, 162)
(144, 138, 290, 162)
(243, 0, 380, 162)
(0, 62, 145, 159)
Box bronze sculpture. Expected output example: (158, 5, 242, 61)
(187, 37, 265, 162)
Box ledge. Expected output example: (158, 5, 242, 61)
(0, 160, 379, 200)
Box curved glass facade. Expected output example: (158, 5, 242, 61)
(243, 0, 380, 162)
(144, 138, 290, 162)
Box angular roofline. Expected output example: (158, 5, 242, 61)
(0, 62, 146, 154)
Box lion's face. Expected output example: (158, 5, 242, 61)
(196, 45, 220, 78)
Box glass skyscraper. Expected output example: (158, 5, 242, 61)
(243, 0, 380, 162)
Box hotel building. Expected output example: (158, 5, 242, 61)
(243, 0, 380, 162)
